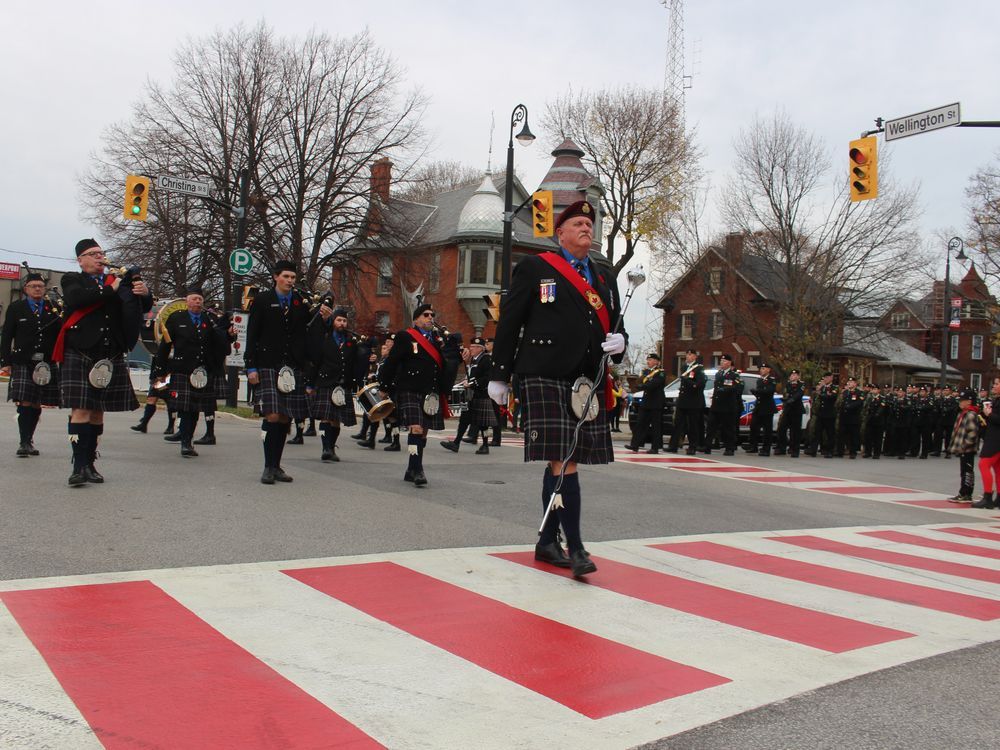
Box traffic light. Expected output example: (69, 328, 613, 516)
(848, 136, 878, 202)
(124, 175, 151, 221)
(482, 292, 502, 322)
(531, 190, 554, 237)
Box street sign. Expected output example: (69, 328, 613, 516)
(884, 102, 961, 142)
(225, 311, 248, 367)
(229, 248, 255, 276)
(155, 175, 212, 198)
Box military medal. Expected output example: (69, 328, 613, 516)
(539, 279, 556, 303)
(585, 289, 604, 310)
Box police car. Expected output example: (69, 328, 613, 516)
(628, 368, 811, 439)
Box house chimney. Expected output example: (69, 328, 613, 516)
(724, 232, 744, 265)
(370, 157, 392, 203)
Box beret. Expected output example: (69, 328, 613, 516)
(554, 200, 596, 230)
(75, 238, 100, 256)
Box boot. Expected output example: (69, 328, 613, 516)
(475, 442, 490, 455)
(163, 410, 176, 435)
(287, 421, 305, 445)
(132, 403, 156, 433)
(193, 413, 216, 445)
(384, 430, 400, 451)
(972, 492, 997, 509)
(304, 418, 317, 437)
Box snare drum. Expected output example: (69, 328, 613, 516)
(356, 382, 394, 422)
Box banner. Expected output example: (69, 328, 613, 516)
(949, 297, 962, 329)
(0, 261, 20, 280)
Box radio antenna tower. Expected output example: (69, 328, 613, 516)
(661, 0, 690, 124)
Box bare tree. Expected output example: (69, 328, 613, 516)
(395, 160, 483, 204)
(542, 86, 698, 274)
(966, 149, 1000, 285)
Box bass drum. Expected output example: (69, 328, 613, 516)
(356, 382, 394, 422)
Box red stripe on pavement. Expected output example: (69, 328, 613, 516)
(674, 466, 776, 473)
(0, 581, 382, 750)
(284, 562, 728, 718)
(745, 475, 836, 483)
(860, 530, 1000, 560)
(808, 485, 920, 494)
(618, 456, 713, 463)
(493, 552, 912, 653)
(772, 535, 1000, 586)
(896, 500, 967, 508)
(653, 541, 1000, 620)
(938, 527, 1000, 542)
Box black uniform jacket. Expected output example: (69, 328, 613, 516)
(636, 367, 666, 410)
(814, 384, 840, 417)
(244, 288, 311, 371)
(466, 353, 492, 399)
(490, 250, 625, 382)
(676, 363, 706, 409)
(782, 381, 805, 413)
(711, 368, 744, 412)
(154, 310, 231, 376)
(838, 387, 865, 423)
(306, 321, 360, 390)
(751, 375, 777, 415)
(379, 328, 449, 397)
(1, 298, 61, 366)
(60, 272, 153, 355)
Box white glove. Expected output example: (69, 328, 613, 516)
(488, 380, 510, 406)
(601, 332, 626, 355)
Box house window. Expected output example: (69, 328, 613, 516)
(711, 352, 722, 368)
(710, 310, 723, 340)
(457, 245, 500, 286)
(428, 251, 441, 293)
(747, 352, 761, 371)
(469, 247, 489, 284)
(950, 334, 959, 360)
(891, 312, 909, 329)
(674, 354, 685, 377)
(972, 335, 984, 360)
(338, 267, 350, 299)
(708, 268, 722, 295)
(374, 310, 390, 331)
(970, 372, 982, 391)
(377, 256, 392, 296)
(679, 311, 693, 340)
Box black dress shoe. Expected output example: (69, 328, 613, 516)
(357, 438, 376, 449)
(646, 448, 659, 454)
(16, 443, 31, 457)
(626, 444, 638, 452)
(664, 448, 678, 453)
(325, 449, 340, 462)
(68, 471, 87, 487)
(383, 440, 400, 452)
(685, 449, 697, 455)
(163, 424, 175, 435)
(287, 435, 304, 445)
(440, 440, 460, 453)
(130, 423, 147, 433)
(83, 465, 104, 484)
(403, 469, 414, 482)
(475, 444, 490, 455)
(461, 437, 477, 444)
(272, 467, 293, 482)
(180, 443, 199, 458)
(193, 435, 216, 445)
(349, 432, 364, 440)
(378, 434, 392, 444)
(723, 450, 735, 456)
(304, 426, 317, 437)
(164, 431, 182, 442)
(758, 450, 771, 457)
(490, 439, 501, 447)
(570, 549, 598, 577)
(26, 442, 39, 456)
(261, 468, 276, 485)
(412, 470, 428, 486)
(321, 450, 334, 462)
(534, 542, 572, 568)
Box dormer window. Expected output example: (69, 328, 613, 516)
(891, 312, 909, 329)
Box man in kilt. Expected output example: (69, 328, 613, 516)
(56, 239, 152, 486)
(379, 304, 450, 486)
(245, 260, 312, 484)
(153, 288, 232, 458)
(306, 307, 359, 463)
(488, 200, 627, 578)
(440, 336, 496, 455)
(1, 272, 62, 456)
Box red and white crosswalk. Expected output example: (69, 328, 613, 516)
(3, 523, 1000, 749)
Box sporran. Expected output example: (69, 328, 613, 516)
(276, 366, 296, 394)
(189, 366, 209, 389)
(31, 361, 52, 386)
(569, 376, 600, 422)
(331, 386, 346, 406)
(88, 359, 114, 389)
(422, 392, 440, 416)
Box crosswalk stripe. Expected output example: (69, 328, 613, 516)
(283, 561, 729, 719)
(937, 526, 1000, 542)
(860, 530, 1000, 560)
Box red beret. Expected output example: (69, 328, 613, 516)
(554, 200, 596, 230)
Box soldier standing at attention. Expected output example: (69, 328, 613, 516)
(745, 362, 776, 456)
(774, 369, 805, 458)
(837, 375, 864, 459)
(805, 372, 838, 458)
(627, 352, 665, 454)
(667, 348, 705, 455)
(707, 354, 742, 456)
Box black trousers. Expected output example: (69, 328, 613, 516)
(839, 421, 861, 456)
(748, 410, 774, 451)
(958, 452, 976, 496)
(710, 409, 739, 452)
(865, 421, 884, 457)
(670, 407, 704, 451)
(633, 407, 663, 450)
(775, 409, 803, 455)
(810, 416, 837, 456)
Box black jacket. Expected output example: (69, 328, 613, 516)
(636, 367, 666, 410)
(60, 272, 153, 356)
(306, 321, 361, 390)
(1, 298, 61, 366)
(379, 327, 449, 397)
(491, 251, 624, 382)
(466, 352, 492, 399)
(838, 387, 865, 423)
(244, 289, 311, 371)
(782, 381, 805, 413)
(814, 383, 839, 418)
(676, 363, 706, 409)
(751, 375, 777, 415)
(154, 310, 231, 377)
(711, 368, 744, 413)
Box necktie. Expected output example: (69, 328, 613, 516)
(574, 261, 588, 283)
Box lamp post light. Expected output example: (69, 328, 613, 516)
(500, 103, 535, 293)
(940, 236, 968, 386)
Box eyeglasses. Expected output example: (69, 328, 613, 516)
(79, 250, 105, 258)
(422, 312, 435, 318)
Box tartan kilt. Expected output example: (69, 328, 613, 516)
(60, 349, 138, 412)
(146, 376, 173, 401)
(255, 367, 310, 420)
(168, 372, 219, 413)
(7, 363, 61, 406)
(520, 375, 613, 465)
(468, 396, 498, 428)
(308, 386, 358, 426)
(394, 390, 445, 431)
(213, 373, 230, 400)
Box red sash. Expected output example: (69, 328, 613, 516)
(406, 327, 450, 416)
(52, 277, 115, 363)
(537, 253, 617, 409)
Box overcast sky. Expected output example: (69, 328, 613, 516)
(3, 0, 999, 344)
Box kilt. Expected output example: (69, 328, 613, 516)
(168, 372, 220, 412)
(394, 390, 445, 431)
(255, 367, 310, 420)
(213, 372, 230, 400)
(520, 375, 613, 465)
(468, 396, 498, 428)
(6, 363, 61, 406)
(308, 386, 358, 426)
(60, 349, 138, 412)
(146, 376, 172, 401)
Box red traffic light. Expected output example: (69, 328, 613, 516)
(849, 147, 867, 166)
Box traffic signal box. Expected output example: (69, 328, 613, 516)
(482, 292, 502, 323)
(124, 175, 151, 221)
(848, 136, 878, 202)
(532, 190, 554, 237)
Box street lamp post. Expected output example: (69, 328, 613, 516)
(500, 104, 535, 293)
(940, 236, 968, 386)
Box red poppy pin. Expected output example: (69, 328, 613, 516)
(293, 299, 301, 306)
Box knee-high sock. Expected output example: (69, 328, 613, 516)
(416, 434, 427, 470)
(16, 406, 31, 443)
(27, 406, 42, 441)
(454, 411, 470, 442)
(202, 409, 215, 437)
(68, 422, 88, 472)
(555, 472, 583, 552)
(166, 408, 176, 431)
(179, 412, 197, 442)
(272, 421, 290, 466)
(538, 466, 560, 545)
(407, 433, 420, 472)
(327, 422, 341, 448)
(90, 423, 103, 463)
(320, 423, 333, 452)
(261, 420, 273, 468)
(139, 403, 156, 425)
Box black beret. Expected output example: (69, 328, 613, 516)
(646, 352, 661, 360)
(789, 369, 800, 375)
(75, 238, 100, 256)
(823, 371, 833, 377)
(959, 388, 977, 400)
(685, 348, 698, 355)
(183, 287, 204, 298)
(759, 362, 771, 369)
(412, 303, 434, 320)
(720, 353, 733, 362)
(22, 272, 44, 285)
(470, 336, 487, 347)
(554, 200, 596, 230)
(331, 307, 349, 319)
(847, 375, 857, 381)
(273, 260, 297, 275)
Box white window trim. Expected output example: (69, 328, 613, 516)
(679, 309, 694, 341)
(950, 334, 960, 360)
(747, 351, 761, 371)
(972, 334, 984, 361)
